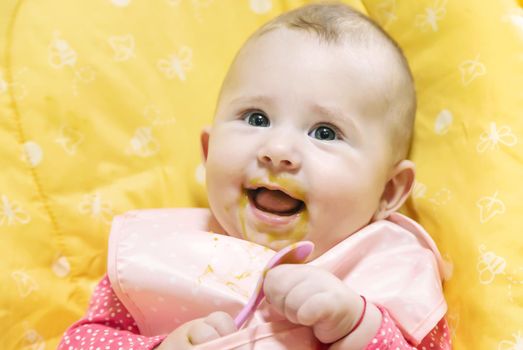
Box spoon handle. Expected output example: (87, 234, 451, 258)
(233, 241, 314, 329)
(233, 277, 265, 328)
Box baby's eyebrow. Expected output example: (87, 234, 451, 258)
(229, 95, 274, 107)
(311, 104, 358, 133)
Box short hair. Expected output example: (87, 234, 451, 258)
(223, 3, 417, 161)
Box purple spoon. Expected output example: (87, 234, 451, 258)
(234, 240, 315, 329)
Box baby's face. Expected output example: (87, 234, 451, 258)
(204, 29, 394, 257)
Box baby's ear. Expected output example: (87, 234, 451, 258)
(373, 160, 415, 221)
(200, 126, 211, 162)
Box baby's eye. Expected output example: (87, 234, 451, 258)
(309, 125, 338, 141)
(244, 111, 270, 127)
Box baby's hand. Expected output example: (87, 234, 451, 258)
(264, 265, 363, 344)
(156, 311, 236, 349)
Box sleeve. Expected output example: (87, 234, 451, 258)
(58, 274, 166, 350)
(364, 306, 452, 350)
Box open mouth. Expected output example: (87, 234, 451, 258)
(246, 187, 305, 217)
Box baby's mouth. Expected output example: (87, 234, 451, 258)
(246, 187, 305, 216)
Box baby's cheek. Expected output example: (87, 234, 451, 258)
(306, 182, 378, 244)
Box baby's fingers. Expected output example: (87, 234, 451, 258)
(188, 311, 236, 345)
(296, 291, 334, 326)
(188, 322, 219, 345)
(297, 293, 352, 343)
(204, 311, 237, 337)
(280, 281, 320, 324)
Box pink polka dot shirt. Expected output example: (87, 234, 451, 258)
(58, 275, 451, 349)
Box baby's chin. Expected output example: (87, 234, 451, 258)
(213, 205, 314, 251)
(261, 237, 325, 260)
(259, 237, 297, 252)
(226, 221, 329, 259)
(228, 226, 299, 251)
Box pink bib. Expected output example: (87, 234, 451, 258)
(107, 209, 448, 348)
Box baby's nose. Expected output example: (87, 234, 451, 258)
(257, 143, 301, 172)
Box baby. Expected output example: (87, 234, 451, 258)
(59, 3, 450, 350)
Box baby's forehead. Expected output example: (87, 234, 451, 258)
(245, 28, 402, 81)
(224, 29, 402, 111)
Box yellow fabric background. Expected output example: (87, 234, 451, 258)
(0, 0, 521, 349)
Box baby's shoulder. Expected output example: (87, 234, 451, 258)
(114, 207, 225, 234)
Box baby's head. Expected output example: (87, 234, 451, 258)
(201, 3, 416, 257)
